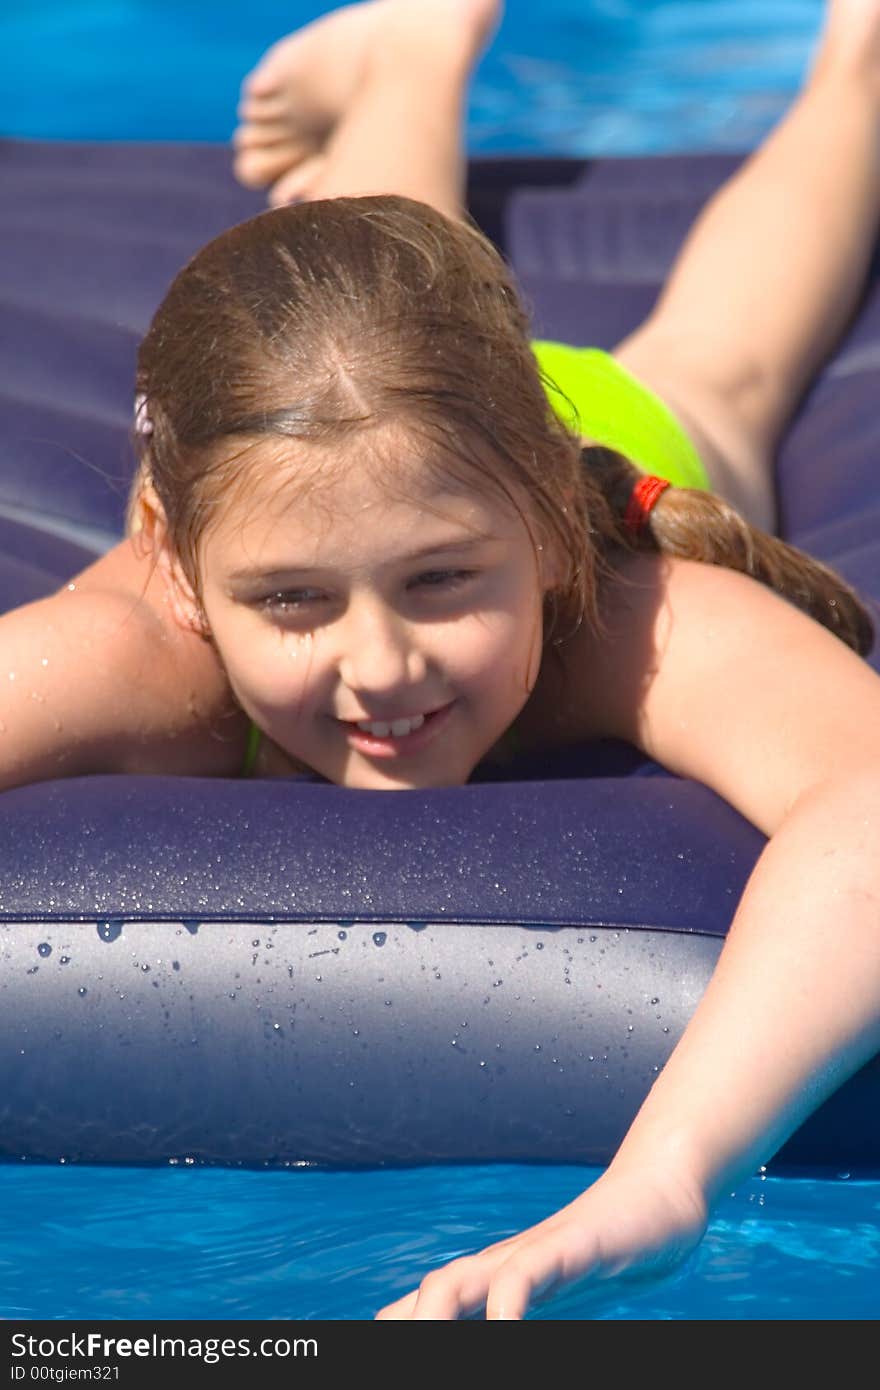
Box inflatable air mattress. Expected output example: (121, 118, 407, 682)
(1, 141, 878, 1170)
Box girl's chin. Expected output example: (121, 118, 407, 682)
(335, 760, 474, 792)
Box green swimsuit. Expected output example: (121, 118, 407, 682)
(240, 344, 711, 775)
(531, 341, 710, 490)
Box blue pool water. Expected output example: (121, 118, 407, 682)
(2, 0, 823, 155)
(2, 1164, 878, 1320)
(3, 0, 879, 1322)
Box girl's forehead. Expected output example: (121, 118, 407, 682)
(216, 432, 526, 533)
(201, 434, 534, 568)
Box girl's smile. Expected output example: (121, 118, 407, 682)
(190, 441, 559, 789)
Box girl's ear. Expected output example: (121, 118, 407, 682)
(133, 482, 210, 638)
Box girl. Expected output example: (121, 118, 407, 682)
(4, 0, 880, 1317)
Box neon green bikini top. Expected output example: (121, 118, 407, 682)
(531, 341, 709, 490)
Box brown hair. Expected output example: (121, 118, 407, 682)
(133, 194, 873, 656)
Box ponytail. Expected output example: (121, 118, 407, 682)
(584, 446, 875, 657)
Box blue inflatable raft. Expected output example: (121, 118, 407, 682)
(0, 141, 878, 1170)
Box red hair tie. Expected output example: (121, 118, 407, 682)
(623, 473, 671, 537)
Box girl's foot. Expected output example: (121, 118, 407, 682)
(810, 0, 880, 93)
(232, 0, 502, 206)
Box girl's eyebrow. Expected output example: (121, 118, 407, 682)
(226, 537, 495, 583)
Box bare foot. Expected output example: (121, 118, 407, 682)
(810, 0, 880, 91)
(233, 3, 385, 200)
(232, 0, 502, 206)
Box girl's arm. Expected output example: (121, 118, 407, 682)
(0, 540, 247, 790)
(378, 554, 880, 1318)
(586, 556, 880, 1190)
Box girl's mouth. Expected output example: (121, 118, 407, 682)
(338, 702, 455, 758)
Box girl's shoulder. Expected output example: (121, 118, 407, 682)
(41, 541, 249, 781)
(523, 552, 880, 836)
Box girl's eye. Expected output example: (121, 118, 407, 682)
(411, 569, 475, 592)
(260, 589, 325, 614)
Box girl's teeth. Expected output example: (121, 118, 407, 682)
(356, 714, 426, 738)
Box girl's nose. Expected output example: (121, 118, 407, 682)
(337, 600, 428, 697)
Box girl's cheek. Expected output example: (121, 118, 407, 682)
(251, 639, 326, 711)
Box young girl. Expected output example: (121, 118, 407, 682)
(5, 0, 880, 1317)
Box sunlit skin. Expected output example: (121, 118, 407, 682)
(176, 434, 563, 790)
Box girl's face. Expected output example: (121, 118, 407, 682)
(192, 439, 559, 790)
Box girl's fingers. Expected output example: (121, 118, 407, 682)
(376, 1241, 516, 1320)
(375, 1169, 707, 1319)
(410, 1254, 507, 1320)
(377, 1227, 581, 1320)
(485, 1228, 603, 1319)
(376, 1205, 615, 1320)
(375, 1289, 420, 1320)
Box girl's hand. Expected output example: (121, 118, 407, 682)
(375, 1164, 708, 1320)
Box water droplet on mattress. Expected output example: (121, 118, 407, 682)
(37, 942, 52, 957)
(78, 987, 87, 997)
(372, 931, 387, 947)
(97, 920, 123, 943)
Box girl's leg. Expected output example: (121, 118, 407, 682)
(613, 0, 880, 530)
(233, 0, 500, 219)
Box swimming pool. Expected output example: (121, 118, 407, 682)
(2, 1164, 877, 1320)
(2, 0, 878, 1324)
(2, 0, 822, 155)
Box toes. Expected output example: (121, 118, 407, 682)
(241, 35, 302, 99)
(232, 120, 302, 150)
(268, 155, 328, 207)
(242, 66, 280, 100)
(234, 144, 316, 192)
(236, 91, 292, 123)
